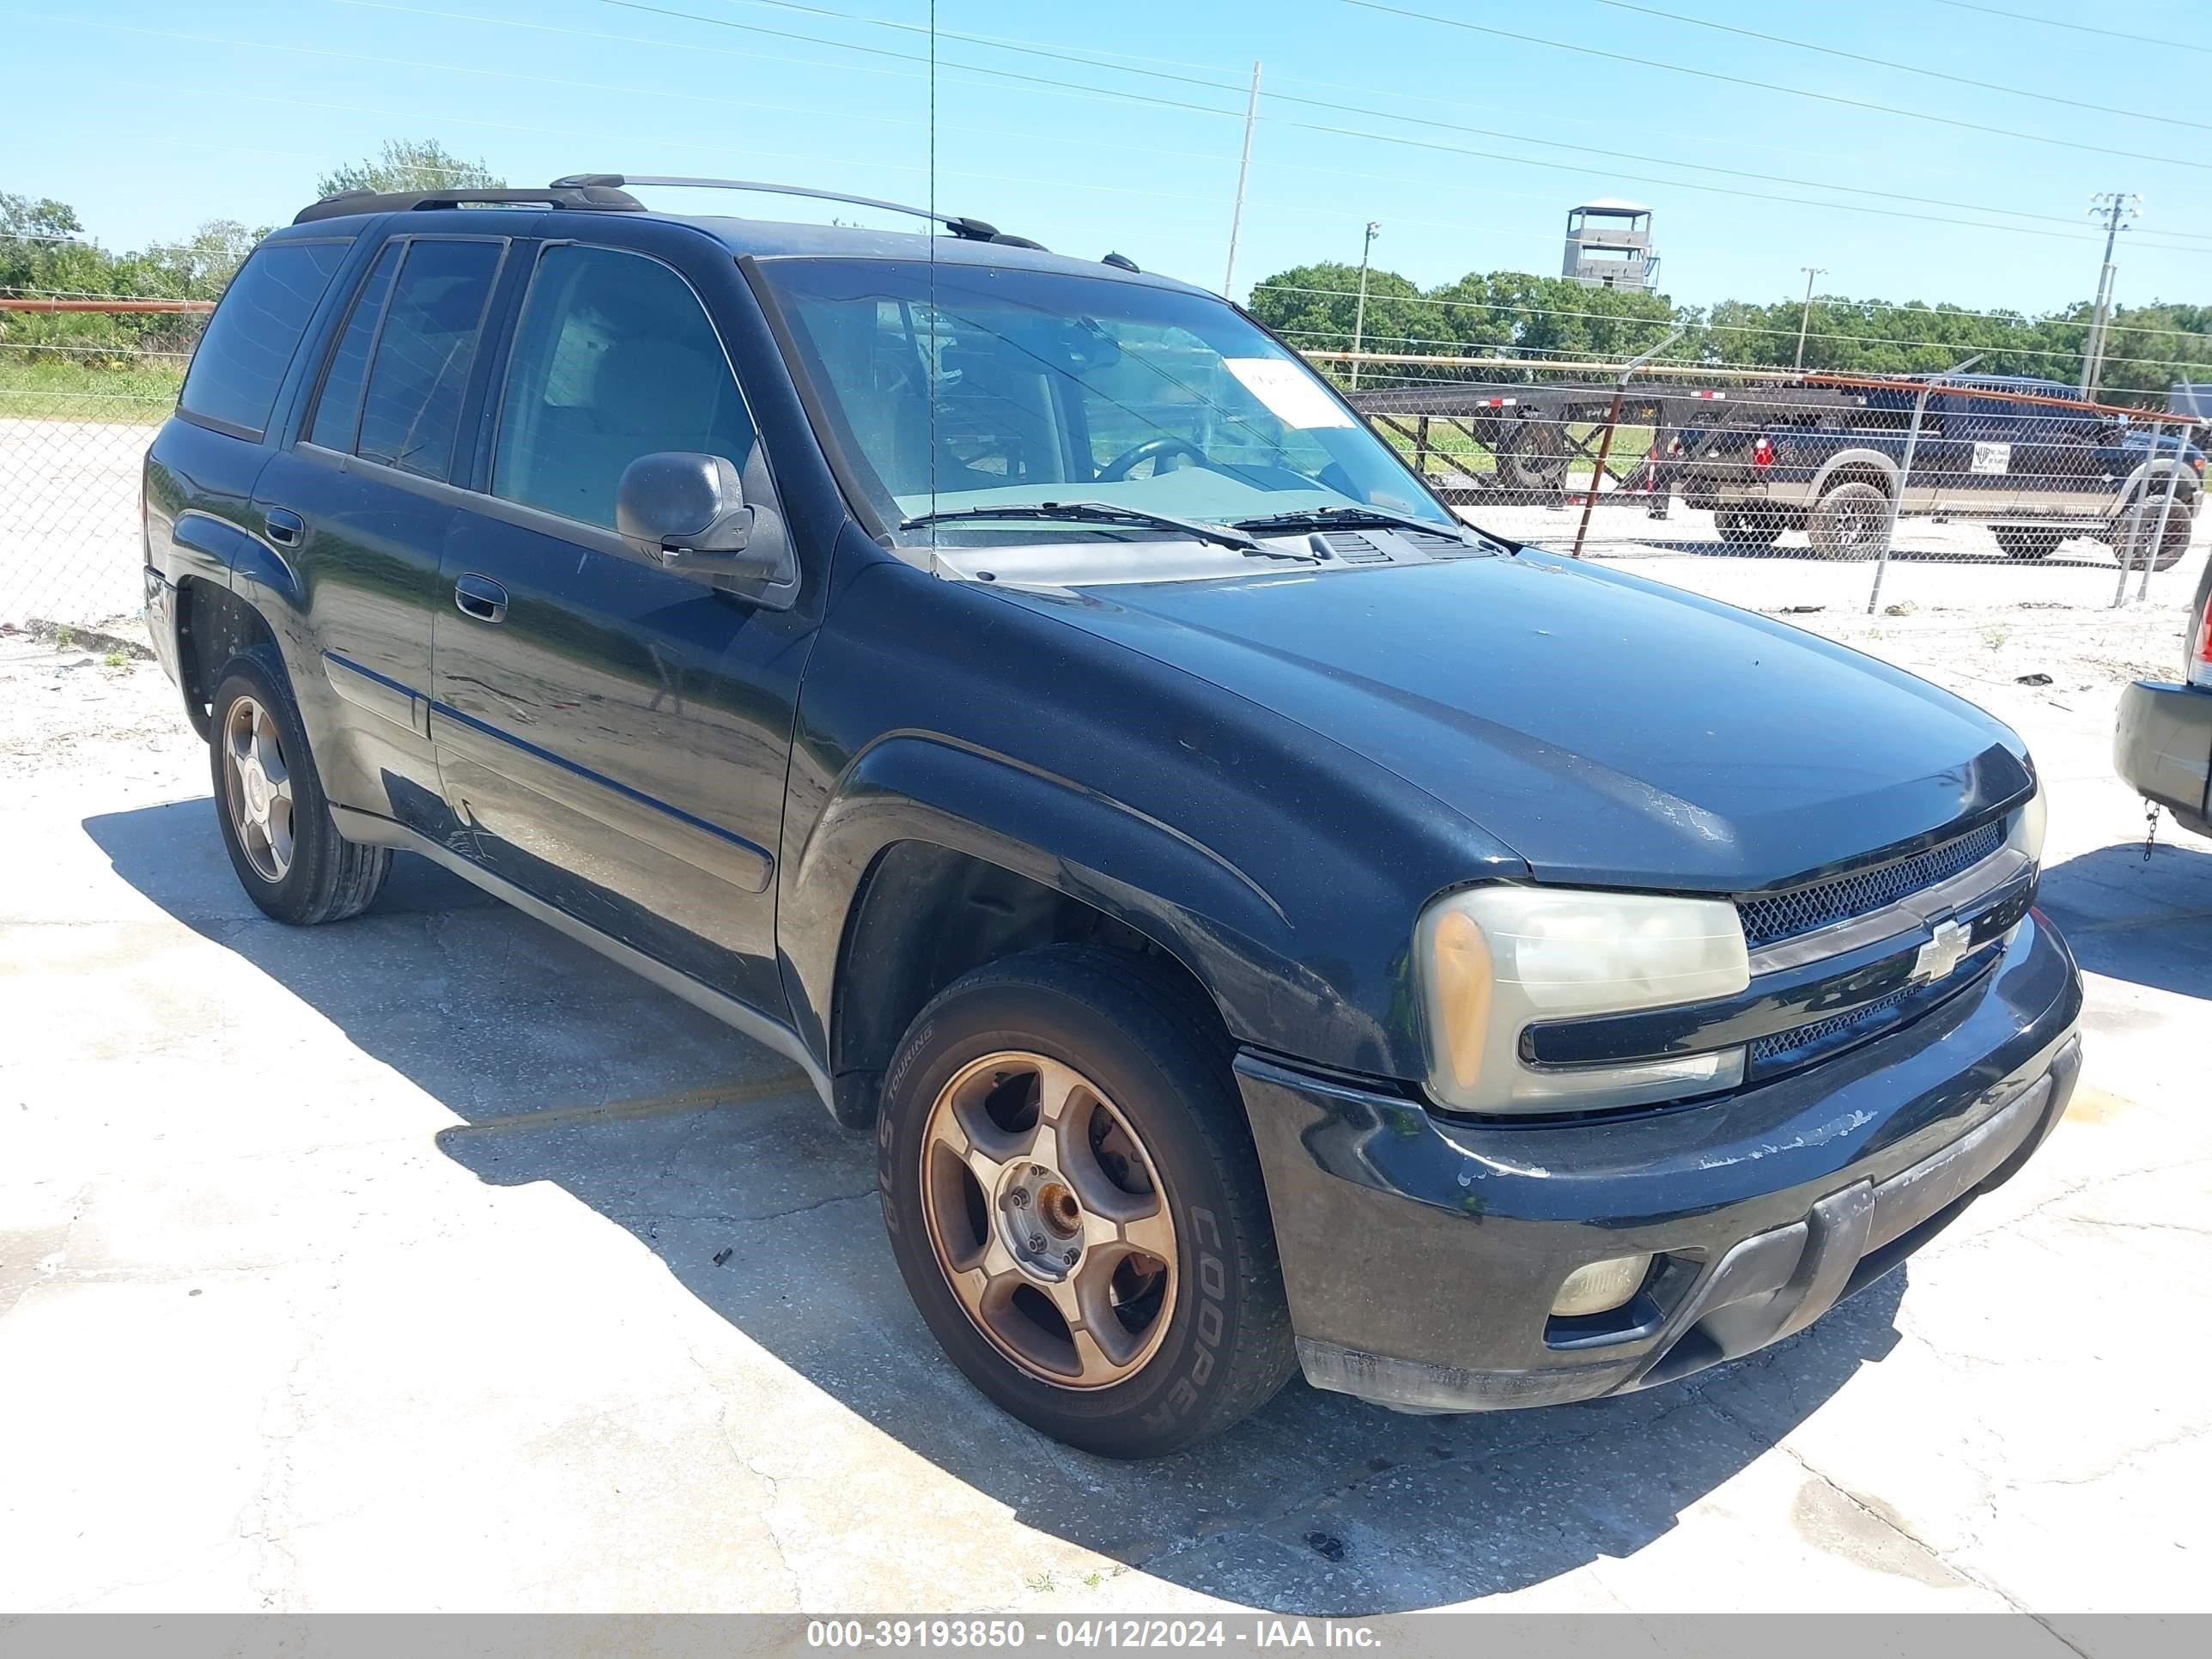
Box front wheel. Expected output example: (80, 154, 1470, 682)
(209, 651, 391, 926)
(878, 945, 1295, 1457)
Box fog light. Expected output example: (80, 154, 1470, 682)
(1551, 1255, 1651, 1318)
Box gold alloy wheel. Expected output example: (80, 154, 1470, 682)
(221, 694, 296, 883)
(919, 1051, 1178, 1389)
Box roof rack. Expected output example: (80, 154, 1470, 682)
(550, 174, 1047, 249)
(292, 182, 644, 226)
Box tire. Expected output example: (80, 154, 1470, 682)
(208, 648, 392, 926)
(1807, 479, 1890, 561)
(2113, 497, 2196, 573)
(1496, 417, 1570, 494)
(877, 945, 1295, 1458)
(1996, 526, 2063, 561)
(1714, 503, 1784, 548)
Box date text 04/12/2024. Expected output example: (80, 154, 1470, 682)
(804, 1620, 1383, 1650)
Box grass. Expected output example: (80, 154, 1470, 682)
(1376, 417, 1659, 483)
(0, 358, 184, 423)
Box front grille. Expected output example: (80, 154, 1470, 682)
(1736, 820, 2005, 950)
(1751, 985, 1914, 1064)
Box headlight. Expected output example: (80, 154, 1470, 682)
(1415, 886, 1751, 1115)
(2005, 781, 2046, 866)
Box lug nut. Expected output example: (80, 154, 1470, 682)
(1007, 1189, 1029, 1208)
(1063, 1249, 1080, 1265)
(1029, 1235, 1047, 1253)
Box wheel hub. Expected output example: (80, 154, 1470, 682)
(997, 1161, 1086, 1281)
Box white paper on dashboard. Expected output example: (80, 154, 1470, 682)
(1223, 358, 1356, 428)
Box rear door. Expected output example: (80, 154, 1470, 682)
(428, 225, 820, 1014)
(252, 230, 511, 831)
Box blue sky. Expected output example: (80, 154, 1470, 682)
(9, 0, 2210, 318)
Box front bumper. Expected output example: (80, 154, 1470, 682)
(2115, 678, 2212, 839)
(1236, 909, 2082, 1413)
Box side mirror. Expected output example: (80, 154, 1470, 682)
(615, 452, 785, 587)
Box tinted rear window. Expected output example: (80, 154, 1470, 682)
(307, 243, 402, 453)
(179, 240, 350, 437)
(356, 240, 503, 481)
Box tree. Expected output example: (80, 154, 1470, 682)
(313, 138, 504, 200)
(141, 220, 265, 297)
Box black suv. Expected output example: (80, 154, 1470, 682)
(143, 178, 2083, 1457)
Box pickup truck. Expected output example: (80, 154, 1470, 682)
(1674, 374, 2203, 565)
(142, 176, 2082, 1456)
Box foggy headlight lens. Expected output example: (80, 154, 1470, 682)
(1416, 886, 1751, 1115)
(2006, 781, 2046, 866)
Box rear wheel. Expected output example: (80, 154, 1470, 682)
(878, 945, 1294, 1457)
(209, 651, 391, 925)
(1807, 479, 1890, 561)
(1714, 503, 1784, 547)
(1996, 526, 2063, 561)
(2113, 497, 2197, 572)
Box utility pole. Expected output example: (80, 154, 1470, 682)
(1221, 61, 1261, 299)
(1349, 220, 1381, 390)
(1793, 265, 1826, 371)
(2081, 191, 2139, 398)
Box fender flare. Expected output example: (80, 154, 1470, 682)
(1808, 447, 1900, 501)
(778, 732, 1411, 1094)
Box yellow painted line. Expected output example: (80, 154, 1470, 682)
(438, 1071, 811, 1138)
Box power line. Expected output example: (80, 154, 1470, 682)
(1927, 0, 2212, 57)
(640, 0, 2212, 242)
(569, 0, 2212, 249)
(1580, 0, 2212, 133)
(1345, 0, 2212, 173)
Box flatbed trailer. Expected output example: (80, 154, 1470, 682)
(1345, 378, 1872, 507)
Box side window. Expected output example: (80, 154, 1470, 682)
(178, 240, 349, 438)
(307, 243, 401, 453)
(492, 245, 757, 531)
(356, 240, 503, 481)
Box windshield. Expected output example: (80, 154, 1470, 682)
(757, 257, 1455, 544)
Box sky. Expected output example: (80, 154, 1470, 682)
(8, 0, 2212, 319)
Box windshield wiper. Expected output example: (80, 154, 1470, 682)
(1231, 504, 1488, 547)
(902, 501, 1306, 556)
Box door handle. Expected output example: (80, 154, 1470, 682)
(264, 507, 304, 549)
(453, 574, 508, 623)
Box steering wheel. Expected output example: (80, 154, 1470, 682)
(1096, 435, 1211, 483)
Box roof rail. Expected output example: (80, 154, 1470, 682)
(550, 174, 1047, 249)
(291, 183, 644, 226)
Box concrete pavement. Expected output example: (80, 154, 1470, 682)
(1, 624, 2207, 1619)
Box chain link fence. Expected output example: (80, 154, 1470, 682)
(0, 301, 207, 631)
(3, 305, 2206, 640)
(1325, 351, 2209, 618)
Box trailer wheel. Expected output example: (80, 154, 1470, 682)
(1807, 480, 1890, 562)
(1995, 527, 2063, 561)
(1715, 504, 1784, 548)
(1496, 417, 1570, 494)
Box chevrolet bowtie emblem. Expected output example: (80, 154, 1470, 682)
(1913, 916, 1970, 983)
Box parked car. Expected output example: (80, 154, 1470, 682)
(143, 177, 2084, 1457)
(1674, 374, 2203, 564)
(2115, 554, 2212, 840)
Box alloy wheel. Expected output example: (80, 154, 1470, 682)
(918, 1050, 1177, 1389)
(221, 694, 295, 883)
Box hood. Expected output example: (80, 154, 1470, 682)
(992, 552, 2031, 893)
